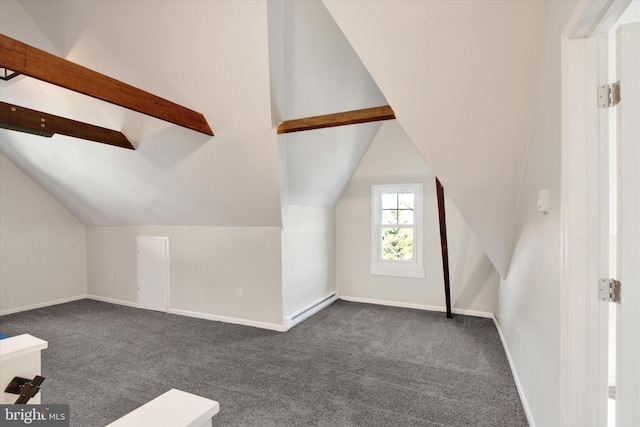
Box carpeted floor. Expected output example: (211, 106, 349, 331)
(0, 299, 528, 426)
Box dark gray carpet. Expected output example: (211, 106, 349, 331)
(0, 299, 527, 426)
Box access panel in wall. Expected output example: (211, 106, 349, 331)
(137, 237, 170, 312)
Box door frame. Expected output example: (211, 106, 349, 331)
(561, 1, 630, 425)
(136, 236, 171, 312)
(613, 21, 640, 426)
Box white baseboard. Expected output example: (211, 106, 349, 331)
(86, 294, 139, 308)
(168, 308, 287, 332)
(339, 295, 494, 319)
(88, 294, 287, 332)
(284, 291, 339, 330)
(0, 294, 87, 316)
(492, 315, 536, 427)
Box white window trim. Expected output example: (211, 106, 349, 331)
(370, 183, 424, 278)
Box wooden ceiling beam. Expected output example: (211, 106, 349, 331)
(277, 105, 395, 134)
(0, 34, 213, 136)
(0, 102, 134, 150)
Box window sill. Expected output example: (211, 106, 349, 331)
(370, 264, 425, 279)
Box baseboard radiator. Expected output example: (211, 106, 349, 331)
(284, 291, 339, 330)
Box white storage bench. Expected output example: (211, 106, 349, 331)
(106, 389, 219, 427)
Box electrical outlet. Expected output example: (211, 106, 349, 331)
(537, 189, 549, 214)
(236, 287, 243, 298)
(516, 329, 521, 347)
(371, 278, 376, 288)
(109, 272, 115, 283)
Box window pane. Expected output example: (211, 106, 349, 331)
(398, 193, 414, 210)
(381, 227, 414, 260)
(382, 209, 398, 225)
(397, 209, 414, 224)
(381, 193, 398, 210)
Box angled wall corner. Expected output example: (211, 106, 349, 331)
(0, 153, 87, 314)
(271, 0, 389, 210)
(281, 206, 336, 319)
(323, 0, 551, 278)
(336, 120, 499, 316)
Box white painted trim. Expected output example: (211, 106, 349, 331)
(284, 291, 339, 329)
(168, 308, 287, 332)
(370, 183, 425, 279)
(614, 22, 640, 426)
(492, 315, 536, 427)
(561, 34, 608, 427)
(561, 1, 621, 424)
(0, 294, 87, 316)
(86, 294, 139, 308)
(569, 0, 631, 39)
(89, 295, 286, 332)
(339, 295, 493, 319)
(369, 265, 425, 279)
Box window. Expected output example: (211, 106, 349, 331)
(371, 183, 424, 278)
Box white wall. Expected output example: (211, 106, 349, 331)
(273, 0, 386, 122)
(2, 0, 282, 228)
(269, 0, 386, 209)
(281, 206, 336, 317)
(323, 0, 549, 278)
(498, 1, 578, 425)
(336, 121, 499, 315)
(0, 154, 86, 314)
(87, 226, 283, 326)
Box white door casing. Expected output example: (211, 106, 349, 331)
(615, 22, 640, 427)
(561, 1, 631, 425)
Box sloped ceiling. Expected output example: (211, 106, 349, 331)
(1, 0, 281, 226)
(268, 0, 387, 209)
(2, 0, 388, 225)
(323, 0, 550, 277)
(1, 0, 550, 278)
